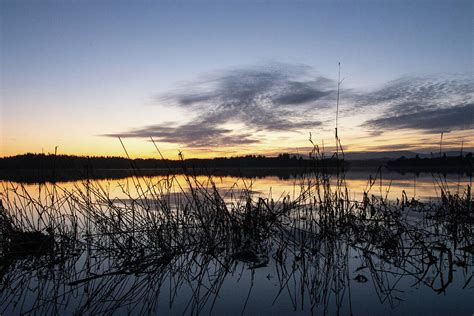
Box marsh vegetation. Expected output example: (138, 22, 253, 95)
(0, 156, 472, 315)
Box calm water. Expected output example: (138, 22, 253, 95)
(1, 170, 472, 201)
(0, 170, 472, 315)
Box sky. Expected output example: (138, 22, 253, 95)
(1, 0, 473, 159)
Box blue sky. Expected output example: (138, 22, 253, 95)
(1, 0, 472, 157)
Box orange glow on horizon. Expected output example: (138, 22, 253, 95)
(1, 127, 473, 159)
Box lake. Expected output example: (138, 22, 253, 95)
(1, 169, 472, 200)
(0, 169, 472, 315)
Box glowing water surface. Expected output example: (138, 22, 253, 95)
(2, 170, 471, 203)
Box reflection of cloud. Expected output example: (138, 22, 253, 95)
(357, 76, 474, 133)
(108, 63, 334, 147)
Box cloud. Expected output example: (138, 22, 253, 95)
(366, 103, 474, 133)
(356, 76, 473, 109)
(357, 76, 474, 133)
(166, 63, 334, 108)
(104, 123, 260, 147)
(104, 64, 473, 149)
(363, 144, 418, 151)
(108, 63, 334, 147)
(273, 79, 332, 105)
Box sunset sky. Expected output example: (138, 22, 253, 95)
(1, 0, 472, 159)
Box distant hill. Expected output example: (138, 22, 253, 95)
(0, 152, 471, 183)
(1, 151, 471, 170)
(345, 151, 420, 160)
(273, 150, 472, 160)
(0, 153, 343, 170)
(0, 153, 347, 183)
(345, 150, 471, 160)
(386, 153, 473, 173)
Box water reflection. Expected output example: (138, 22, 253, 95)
(0, 171, 472, 315)
(1, 170, 471, 202)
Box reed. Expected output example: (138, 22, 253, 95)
(0, 148, 472, 314)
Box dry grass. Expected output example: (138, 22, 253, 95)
(0, 150, 472, 314)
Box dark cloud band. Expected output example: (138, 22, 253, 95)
(366, 103, 474, 133)
(358, 76, 473, 133)
(104, 123, 260, 147)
